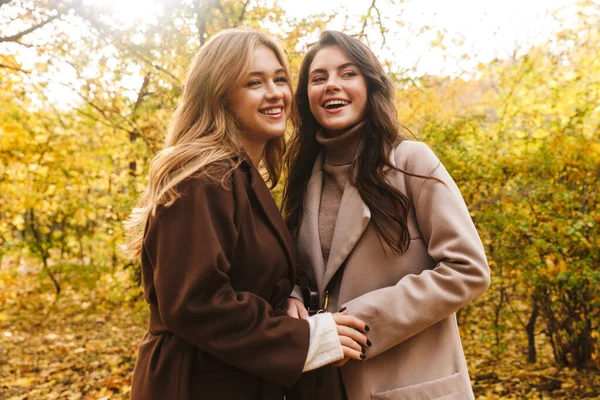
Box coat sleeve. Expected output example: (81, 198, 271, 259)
(342, 142, 490, 359)
(143, 173, 310, 387)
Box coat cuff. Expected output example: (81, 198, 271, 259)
(302, 312, 344, 372)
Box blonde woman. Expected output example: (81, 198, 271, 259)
(126, 29, 369, 400)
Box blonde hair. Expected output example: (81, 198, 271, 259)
(125, 29, 293, 258)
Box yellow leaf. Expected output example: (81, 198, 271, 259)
(13, 215, 25, 231)
(13, 377, 35, 386)
(545, 256, 555, 270)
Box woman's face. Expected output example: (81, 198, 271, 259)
(307, 45, 368, 134)
(228, 45, 292, 148)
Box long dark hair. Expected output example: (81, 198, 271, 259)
(282, 30, 418, 254)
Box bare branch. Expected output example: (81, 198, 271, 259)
(0, 12, 63, 43)
(73, 6, 182, 85)
(361, 0, 387, 46)
(195, 0, 207, 45)
(132, 74, 151, 115)
(372, 1, 386, 46)
(0, 63, 30, 73)
(361, 0, 376, 34)
(196, 0, 225, 43)
(237, 0, 250, 24)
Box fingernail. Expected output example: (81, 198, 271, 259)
(339, 307, 347, 312)
(360, 353, 366, 360)
(367, 339, 372, 347)
(365, 325, 370, 332)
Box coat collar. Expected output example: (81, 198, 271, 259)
(298, 152, 371, 297)
(239, 156, 297, 284)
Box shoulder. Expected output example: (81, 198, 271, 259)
(161, 159, 245, 214)
(144, 161, 244, 254)
(390, 139, 441, 176)
(391, 139, 441, 176)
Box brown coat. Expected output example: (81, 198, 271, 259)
(131, 159, 310, 400)
(292, 141, 490, 400)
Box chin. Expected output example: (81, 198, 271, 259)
(262, 129, 286, 140)
(320, 120, 353, 131)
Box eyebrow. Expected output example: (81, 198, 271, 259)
(309, 62, 358, 76)
(248, 68, 286, 77)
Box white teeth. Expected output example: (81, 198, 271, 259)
(261, 107, 282, 115)
(324, 100, 350, 108)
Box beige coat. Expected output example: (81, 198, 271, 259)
(294, 140, 490, 400)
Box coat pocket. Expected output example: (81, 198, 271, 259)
(372, 372, 468, 400)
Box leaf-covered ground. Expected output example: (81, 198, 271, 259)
(0, 268, 147, 399)
(1, 269, 599, 399)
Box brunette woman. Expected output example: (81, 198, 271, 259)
(125, 29, 369, 400)
(283, 31, 490, 400)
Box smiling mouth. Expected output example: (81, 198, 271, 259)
(259, 107, 283, 115)
(322, 100, 350, 109)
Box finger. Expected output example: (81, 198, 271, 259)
(332, 314, 366, 329)
(332, 314, 368, 332)
(286, 304, 299, 318)
(331, 357, 350, 368)
(339, 335, 362, 353)
(337, 325, 368, 347)
(332, 310, 348, 318)
(297, 304, 309, 319)
(341, 345, 364, 361)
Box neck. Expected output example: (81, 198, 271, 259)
(241, 137, 265, 167)
(324, 119, 366, 138)
(316, 120, 366, 165)
(322, 120, 366, 141)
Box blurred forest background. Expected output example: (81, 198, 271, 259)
(0, 0, 599, 398)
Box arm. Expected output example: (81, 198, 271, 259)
(342, 142, 490, 359)
(144, 174, 309, 386)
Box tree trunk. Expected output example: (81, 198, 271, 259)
(27, 208, 61, 298)
(41, 254, 61, 297)
(196, 0, 207, 45)
(129, 131, 137, 177)
(493, 286, 505, 357)
(526, 300, 539, 363)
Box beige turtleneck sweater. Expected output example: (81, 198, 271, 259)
(316, 121, 366, 267)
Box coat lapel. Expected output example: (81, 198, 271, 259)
(297, 153, 327, 292)
(299, 153, 372, 297)
(244, 160, 296, 283)
(321, 179, 371, 295)
(321, 142, 396, 289)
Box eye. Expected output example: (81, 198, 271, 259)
(342, 70, 358, 78)
(311, 76, 326, 83)
(246, 80, 262, 87)
(275, 76, 288, 84)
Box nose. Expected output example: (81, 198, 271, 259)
(265, 81, 284, 101)
(324, 79, 341, 94)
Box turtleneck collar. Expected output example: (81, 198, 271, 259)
(315, 120, 366, 166)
